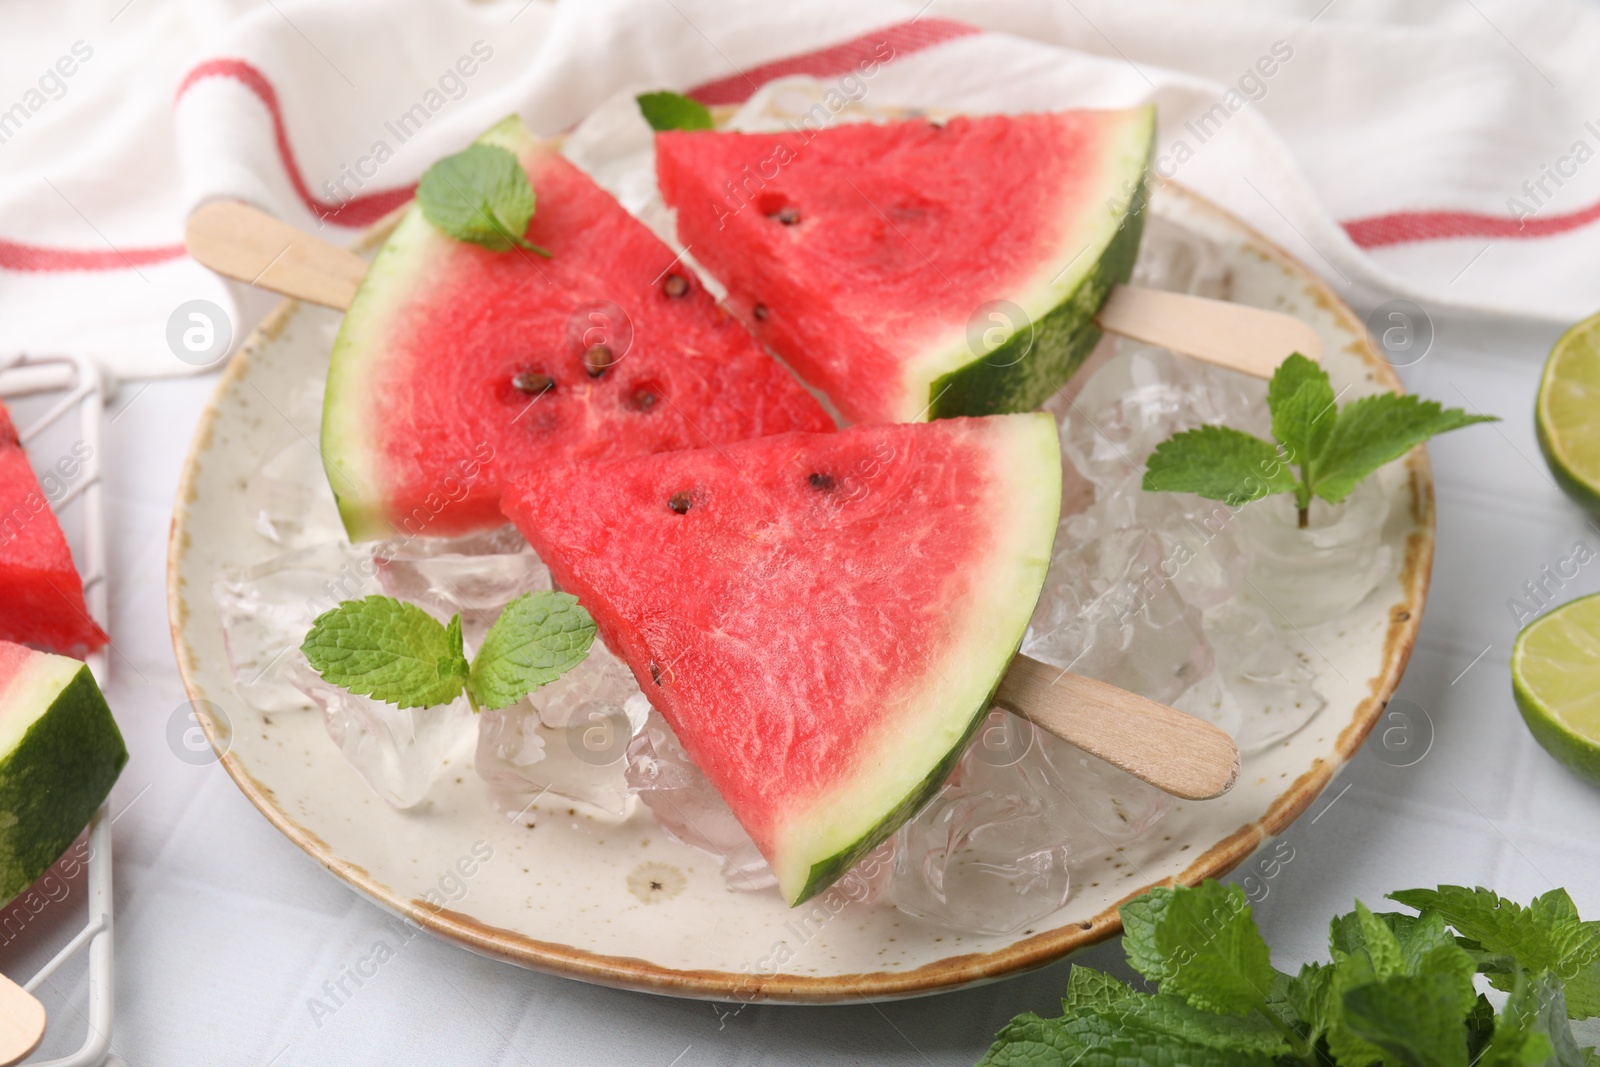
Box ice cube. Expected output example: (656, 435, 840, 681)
(625, 710, 775, 891)
(1235, 479, 1393, 628)
(1202, 600, 1326, 752)
(961, 712, 1173, 853)
(246, 438, 347, 547)
(242, 376, 344, 548)
(477, 640, 648, 820)
(1049, 345, 1269, 497)
(889, 785, 1071, 936)
(287, 655, 476, 809)
(213, 542, 385, 714)
(1133, 491, 1251, 611)
(374, 527, 549, 645)
(1132, 215, 1235, 299)
(1024, 523, 1212, 705)
(1172, 672, 1246, 739)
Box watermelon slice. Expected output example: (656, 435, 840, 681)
(501, 413, 1060, 904)
(322, 116, 833, 543)
(0, 401, 107, 655)
(0, 641, 126, 905)
(655, 108, 1154, 425)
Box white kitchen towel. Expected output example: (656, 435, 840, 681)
(3, 0, 1599, 379)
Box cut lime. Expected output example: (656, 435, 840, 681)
(1512, 592, 1600, 784)
(1536, 311, 1600, 513)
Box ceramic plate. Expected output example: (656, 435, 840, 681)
(167, 142, 1430, 1003)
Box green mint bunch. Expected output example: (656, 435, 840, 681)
(635, 90, 715, 132)
(300, 591, 595, 713)
(416, 142, 551, 256)
(979, 880, 1600, 1067)
(1143, 353, 1497, 528)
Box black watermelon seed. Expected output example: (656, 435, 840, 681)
(667, 492, 692, 515)
(808, 472, 835, 490)
(583, 344, 614, 377)
(630, 388, 658, 412)
(663, 273, 689, 298)
(752, 304, 768, 321)
(771, 206, 801, 225)
(512, 371, 554, 395)
(649, 662, 663, 685)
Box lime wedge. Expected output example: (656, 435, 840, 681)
(1513, 592, 1600, 784)
(1537, 312, 1600, 513)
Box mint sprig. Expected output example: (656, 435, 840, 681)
(416, 142, 551, 256)
(977, 881, 1600, 1067)
(1143, 353, 1497, 527)
(636, 90, 715, 132)
(301, 592, 595, 712)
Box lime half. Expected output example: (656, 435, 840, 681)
(1537, 312, 1600, 513)
(1513, 592, 1600, 784)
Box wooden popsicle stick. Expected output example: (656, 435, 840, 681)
(1098, 284, 1322, 375)
(995, 654, 1239, 801)
(0, 972, 45, 1066)
(184, 201, 1318, 376)
(185, 200, 368, 311)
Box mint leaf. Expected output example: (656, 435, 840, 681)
(1141, 426, 1297, 506)
(1478, 971, 1587, 1067)
(301, 596, 468, 709)
(1144, 353, 1497, 519)
(1465, 993, 1498, 1063)
(1391, 886, 1600, 1018)
(1324, 950, 1387, 1067)
(1120, 881, 1277, 1016)
(1102, 994, 1288, 1056)
(1062, 966, 1134, 1012)
(1310, 394, 1496, 504)
(1267, 352, 1336, 475)
(1341, 971, 1477, 1067)
(976, 1014, 1078, 1067)
(978, 1002, 1281, 1067)
(1287, 961, 1336, 1048)
(467, 591, 596, 711)
(1355, 901, 1407, 979)
(636, 90, 715, 132)
(417, 142, 551, 256)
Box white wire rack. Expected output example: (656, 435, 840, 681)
(0, 353, 116, 1067)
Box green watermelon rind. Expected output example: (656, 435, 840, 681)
(914, 107, 1154, 421)
(789, 634, 1024, 905)
(0, 656, 127, 905)
(321, 115, 535, 543)
(774, 413, 1062, 905)
(927, 170, 1147, 419)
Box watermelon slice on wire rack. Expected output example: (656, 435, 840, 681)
(0, 640, 126, 905)
(655, 107, 1154, 425)
(322, 115, 833, 544)
(0, 400, 107, 656)
(501, 412, 1060, 905)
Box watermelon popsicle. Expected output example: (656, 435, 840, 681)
(501, 413, 1237, 906)
(318, 115, 832, 544)
(655, 108, 1320, 422)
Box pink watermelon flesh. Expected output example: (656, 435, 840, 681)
(322, 115, 833, 543)
(501, 413, 1060, 904)
(656, 108, 1154, 425)
(0, 402, 106, 655)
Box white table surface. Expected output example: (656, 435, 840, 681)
(2, 287, 1594, 1065)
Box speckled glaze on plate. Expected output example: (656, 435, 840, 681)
(166, 178, 1431, 1003)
